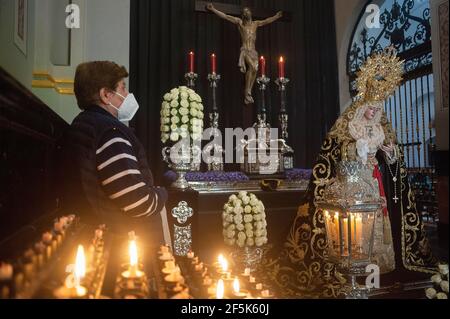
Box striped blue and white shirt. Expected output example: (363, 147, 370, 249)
(96, 129, 167, 218)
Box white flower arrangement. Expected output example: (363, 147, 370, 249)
(426, 264, 449, 300)
(160, 86, 204, 144)
(222, 191, 268, 248)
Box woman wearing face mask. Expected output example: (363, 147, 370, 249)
(59, 61, 171, 248)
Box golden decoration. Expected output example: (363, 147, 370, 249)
(356, 46, 404, 103)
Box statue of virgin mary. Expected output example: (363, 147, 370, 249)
(262, 47, 438, 298)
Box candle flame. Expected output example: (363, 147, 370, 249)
(233, 277, 240, 294)
(221, 258, 228, 272)
(279, 56, 284, 63)
(216, 279, 225, 299)
(129, 240, 138, 267)
(324, 210, 329, 218)
(74, 245, 86, 281)
(189, 51, 194, 55)
(218, 254, 224, 264)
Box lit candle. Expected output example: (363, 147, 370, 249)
(122, 240, 144, 279)
(355, 214, 363, 248)
(211, 53, 217, 74)
(187, 251, 195, 259)
(260, 56, 266, 77)
(233, 277, 248, 299)
(278, 56, 285, 78)
(243, 268, 251, 276)
(216, 279, 225, 299)
(189, 51, 195, 73)
(342, 217, 349, 254)
(54, 245, 87, 299)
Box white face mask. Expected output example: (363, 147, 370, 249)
(109, 92, 140, 122)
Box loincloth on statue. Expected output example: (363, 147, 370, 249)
(238, 47, 259, 71)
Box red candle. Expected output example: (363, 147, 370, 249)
(260, 56, 266, 77)
(211, 53, 217, 74)
(189, 51, 195, 73)
(279, 56, 285, 78)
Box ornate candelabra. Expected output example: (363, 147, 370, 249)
(275, 77, 294, 170)
(207, 72, 224, 171)
(185, 72, 198, 89)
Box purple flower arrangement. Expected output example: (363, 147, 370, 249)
(185, 171, 250, 182)
(285, 169, 313, 181)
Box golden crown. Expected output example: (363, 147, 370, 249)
(356, 46, 404, 102)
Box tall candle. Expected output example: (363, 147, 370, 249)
(355, 214, 363, 249)
(260, 56, 266, 77)
(342, 218, 349, 255)
(189, 51, 195, 73)
(278, 56, 285, 78)
(211, 53, 217, 74)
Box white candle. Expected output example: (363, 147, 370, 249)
(355, 214, 363, 249)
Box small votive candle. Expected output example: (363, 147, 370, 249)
(249, 276, 256, 284)
(187, 251, 195, 259)
(243, 268, 251, 276)
(255, 283, 263, 291)
(261, 290, 274, 298)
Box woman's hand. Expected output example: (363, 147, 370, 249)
(380, 142, 395, 159)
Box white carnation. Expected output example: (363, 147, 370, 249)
(170, 88, 179, 95)
(179, 107, 189, 116)
(238, 191, 247, 198)
(432, 274, 443, 284)
(230, 195, 238, 202)
(198, 103, 204, 111)
(162, 125, 170, 132)
(234, 214, 243, 224)
(439, 264, 449, 276)
(244, 206, 252, 214)
(244, 223, 253, 231)
(162, 101, 170, 109)
(180, 92, 188, 100)
(437, 292, 448, 299)
(237, 232, 246, 241)
(171, 116, 180, 124)
(242, 196, 250, 205)
(236, 224, 245, 231)
(237, 238, 246, 248)
(163, 109, 171, 117)
(245, 230, 254, 238)
(164, 93, 172, 101)
(425, 288, 437, 299)
(181, 116, 189, 124)
(170, 132, 179, 142)
(171, 108, 179, 116)
(198, 112, 204, 120)
(170, 99, 179, 108)
(244, 214, 253, 223)
(227, 230, 236, 239)
(180, 99, 189, 108)
(441, 281, 449, 293)
(162, 117, 170, 124)
(161, 134, 169, 143)
(246, 238, 255, 247)
(255, 237, 265, 247)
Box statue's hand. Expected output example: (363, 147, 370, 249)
(206, 3, 215, 11)
(276, 11, 283, 18)
(380, 142, 395, 159)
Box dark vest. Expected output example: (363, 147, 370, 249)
(59, 105, 156, 233)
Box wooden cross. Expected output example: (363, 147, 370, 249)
(195, 1, 292, 22)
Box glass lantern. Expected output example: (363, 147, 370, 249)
(316, 161, 384, 299)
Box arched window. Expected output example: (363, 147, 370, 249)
(347, 0, 437, 222)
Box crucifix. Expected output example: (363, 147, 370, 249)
(199, 1, 286, 106)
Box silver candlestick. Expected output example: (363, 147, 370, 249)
(185, 72, 198, 89)
(256, 75, 271, 128)
(275, 77, 290, 140)
(275, 77, 294, 170)
(207, 72, 224, 171)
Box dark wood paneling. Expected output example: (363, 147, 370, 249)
(0, 67, 69, 244)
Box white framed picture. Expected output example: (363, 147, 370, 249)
(14, 0, 28, 56)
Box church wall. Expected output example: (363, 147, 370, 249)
(0, 0, 131, 124)
(334, 0, 365, 114)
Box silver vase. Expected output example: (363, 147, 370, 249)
(162, 146, 192, 190)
